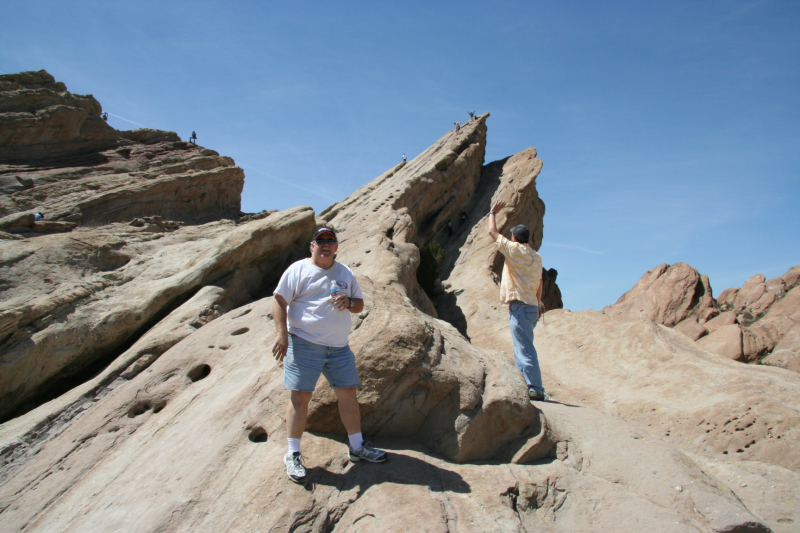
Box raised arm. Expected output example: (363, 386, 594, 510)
(488, 200, 507, 241)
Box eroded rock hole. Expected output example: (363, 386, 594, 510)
(234, 308, 252, 318)
(153, 400, 167, 414)
(188, 364, 211, 382)
(128, 401, 152, 418)
(248, 427, 268, 443)
(231, 327, 250, 336)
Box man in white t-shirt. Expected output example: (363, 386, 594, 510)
(272, 226, 387, 483)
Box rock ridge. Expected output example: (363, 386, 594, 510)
(604, 262, 800, 370)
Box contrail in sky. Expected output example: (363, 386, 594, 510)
(238, 163, 338, 202)
(107, 113, 145, 128)
(542, 242, 604, 255)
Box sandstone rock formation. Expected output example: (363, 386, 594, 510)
(602, 262, 717, 331)
(2, 72, 794, 531)
(0, 207, 317, 421)
(0, 70, 119, 162)
(605, 262, 800, 369)
(0, 299, 780, 531)
(425, 147, 562, 344)
(0, 70, 243, 226)
(535, 309, 800, 531)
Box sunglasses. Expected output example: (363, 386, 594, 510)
(314, 238, 338, 245)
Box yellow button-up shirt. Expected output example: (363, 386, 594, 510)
(495, 235, 543, 306)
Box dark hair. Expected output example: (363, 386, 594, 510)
(511, 225, 530, 244)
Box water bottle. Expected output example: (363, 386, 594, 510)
(330, 280, 340, 296)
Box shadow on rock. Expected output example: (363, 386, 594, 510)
(306, 451, 471, 494)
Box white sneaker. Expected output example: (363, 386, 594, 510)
(284, 451, 306, 483)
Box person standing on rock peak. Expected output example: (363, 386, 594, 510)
(272, 225, 387, 484)
(487, 201, 546, 401)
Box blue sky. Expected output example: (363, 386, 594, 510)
(3, 1, 798, 311)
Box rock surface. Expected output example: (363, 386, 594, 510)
(1, 72, 793, 531)
(535, 309, 800, 531)
(429, 147, 558, 345)
(0, 70, 243, 226)
(605, 262, 800, 369)
(0, 70, 118, 162)
(0, 207, 316, 421)
(603, 262, 717, 328)
(0, 300, 783, 533)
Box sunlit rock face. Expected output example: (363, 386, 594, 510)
(604, 262, 800, 369)
(1, 72, 792, 532)
(0, 70, 244, 225)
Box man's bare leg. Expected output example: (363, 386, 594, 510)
(335, 387, 386, 462)
(284, 390, 313, 483)
(287, 390, 313, 438)
(334, 387, 361, 435)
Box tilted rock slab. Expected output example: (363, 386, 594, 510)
(308, 115, 546, 461)
(0, 70, 244, 225)
(429, 147, 560, 345)
(0, 207, 316, 420)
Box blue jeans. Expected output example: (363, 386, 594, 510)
(508, 301, 543, 395)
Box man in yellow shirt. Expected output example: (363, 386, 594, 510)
(488, 200, 546, 401)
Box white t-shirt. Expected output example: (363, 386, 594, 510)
(274, 259, 362, 347)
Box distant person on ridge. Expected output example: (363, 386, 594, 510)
(460, 211, 467, 225)
(447, 220, 453, 237)
(487, 200, 546, 401)
(454, 122, 460, 132)
(468, 111, 475, 121)
(101, 112, 108, 122)
(402, 153, 407, 162)
(272, 226, 387, 484)
(190, 131, 197, 144)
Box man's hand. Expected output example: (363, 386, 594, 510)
(331, 292, 349, 311)
(491, 200, 507, 213)
(272, 332, 289, 361)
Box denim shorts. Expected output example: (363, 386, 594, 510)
(284, 334, 361, 391)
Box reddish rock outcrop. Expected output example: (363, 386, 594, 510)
(606, 263, 800, 369)
(602, 262, 717, 328)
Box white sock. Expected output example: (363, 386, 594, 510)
(348, 432, 364, 450)
(287, 438, 301, 455)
